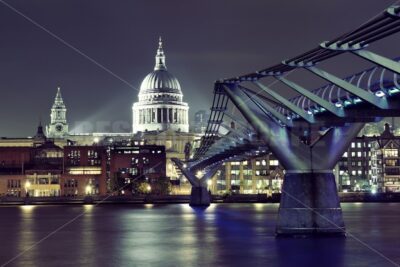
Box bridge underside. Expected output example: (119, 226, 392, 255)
(184, 4, 400, 236)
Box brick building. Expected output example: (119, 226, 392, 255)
(0, 127, 167, 197)
(109, 145, 167, 194)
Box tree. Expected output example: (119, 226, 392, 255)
(137, 182, 151, 195)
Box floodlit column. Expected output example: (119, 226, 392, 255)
(167, 108, 170, 122)
(174, 108, 177, 123)
(148, 109, 151, 123)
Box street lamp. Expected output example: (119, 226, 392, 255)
(24, 180, 31, 197)
(85, 185, 93, 195)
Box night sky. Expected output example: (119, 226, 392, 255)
(0, 0, 397, 136)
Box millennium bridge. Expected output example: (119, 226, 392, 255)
(173, 5, 400, 236)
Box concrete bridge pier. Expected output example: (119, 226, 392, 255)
(223, 83, 365, 236)
(190, 186, 211, 206)
(171, 158, 220, 207)
(277, 171, 344, 236)
(274, 123, 364, 237)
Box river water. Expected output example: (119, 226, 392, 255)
(0, 203, 399, 267)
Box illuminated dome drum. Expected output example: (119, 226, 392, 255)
(132, 38, 189, 133)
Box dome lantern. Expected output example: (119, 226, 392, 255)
(154, 37, 167, 71)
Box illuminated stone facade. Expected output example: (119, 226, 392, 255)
(132, 38, 189, 133)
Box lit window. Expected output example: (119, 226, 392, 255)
(357, 152, 362, 157)
(269, 160, 279, 166)
(351, 152, 355, 157)
(256, 161, 260, 166)
(358, 170, 362, 175)
(352, 170, 356, 175)
(351, 143, 355, 148)
(384, 149, 398, 157)
(343, 152, 348, 157)
(357, 143, 362, 148)
(261, 160, 267, 166)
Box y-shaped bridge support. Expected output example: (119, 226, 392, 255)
(224, 83, 364, 236)
(171, 158, 221, 206)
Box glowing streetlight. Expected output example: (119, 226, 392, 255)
(85, 185, 93, 195)
(24, 180, 31, 190)
(207, 180, 212, 186)
(146, 185, 151, 192)
(24, 180, 31, 197)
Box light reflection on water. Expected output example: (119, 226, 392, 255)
(0, 203, 398, 267)
(16, 205, 37, 267)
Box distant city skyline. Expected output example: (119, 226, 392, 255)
(0, 0, 396, 136)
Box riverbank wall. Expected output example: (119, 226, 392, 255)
(1, 192, 400, 205)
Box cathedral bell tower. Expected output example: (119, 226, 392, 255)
(46, 87, 69, 138)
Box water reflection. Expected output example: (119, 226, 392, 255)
(20, 205, 36, 214)
(78, 205, 96, 266)
(15, 205, 38, 266)
(276, 237, 345, 267)
(0, 203, 398, 266)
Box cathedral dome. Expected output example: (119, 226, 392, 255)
(132, 37, 189, 134)
(139, 37, 182, 95)
(139, 69, 182, 94)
